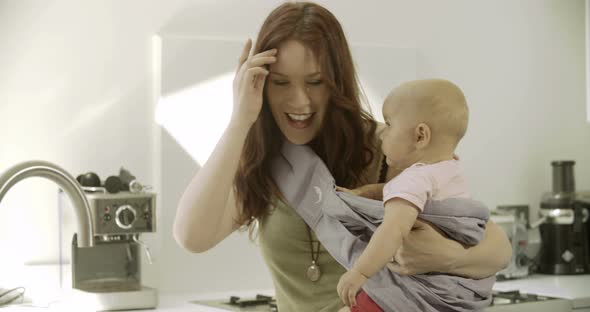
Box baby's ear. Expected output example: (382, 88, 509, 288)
(414, 123, 431, 149)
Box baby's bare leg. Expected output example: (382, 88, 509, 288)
(338, 306, 351, 312)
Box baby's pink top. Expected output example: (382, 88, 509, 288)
(383, 160, 470, 211)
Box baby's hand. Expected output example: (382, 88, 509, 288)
(337, 269, 367, 307)
(336, 183, 384, 200)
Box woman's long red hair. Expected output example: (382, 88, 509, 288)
(234, 2, 378, 227)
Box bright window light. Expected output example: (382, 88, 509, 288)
(155, 72, 234, 166)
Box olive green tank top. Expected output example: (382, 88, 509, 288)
(258, 132, 387, 312)
(259, 200, 346, 312)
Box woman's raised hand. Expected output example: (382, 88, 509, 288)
(231, 38, 277, 127)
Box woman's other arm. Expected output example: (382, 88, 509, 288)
(450, 220, 512, 278)
(173, 122, 250, 253)
(387, 219, 511, 279)
(173, 40, 276, 253)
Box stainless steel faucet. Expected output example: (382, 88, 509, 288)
(0, 160, 94, 247)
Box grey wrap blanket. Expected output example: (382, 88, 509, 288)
(271, 141, 494, 312)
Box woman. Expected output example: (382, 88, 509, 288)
(173, 2, 511, 311)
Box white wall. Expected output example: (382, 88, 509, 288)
(0, 0, 588, 296)
(0, 0, 191, 288)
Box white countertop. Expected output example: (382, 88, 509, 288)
(2, 274, 590, 311)
(0, 289, 274, 312)
(160, 274, 590, 311)
(159, 275, 590, 311)
(493, 274, 590, 309)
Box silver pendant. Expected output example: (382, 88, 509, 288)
(306, 261, 321, 282)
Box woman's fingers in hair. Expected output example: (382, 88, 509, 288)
(245, 67, 269, 89)
(254, 69, 269, 90)
(237, 38, 252, 72)
(252, 47, 278, 59)
(235, 42, 276, 89)
(245, 67, 269, 78)
(243, 54, 277, 70)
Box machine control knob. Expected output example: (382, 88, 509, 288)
(115, 204, 136, 230)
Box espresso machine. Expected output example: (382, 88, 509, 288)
(538, 160, 590, 274)
(68, 189, 157, 311)
(0, 161, 158, 311)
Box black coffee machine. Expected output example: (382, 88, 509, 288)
(538, 160, 590, 274)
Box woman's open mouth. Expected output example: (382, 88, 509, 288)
(286, 113, 315, 129)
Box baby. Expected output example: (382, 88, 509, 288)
(337, 79, 473, 311)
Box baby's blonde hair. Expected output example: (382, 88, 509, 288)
(387, 79, 468, 148)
